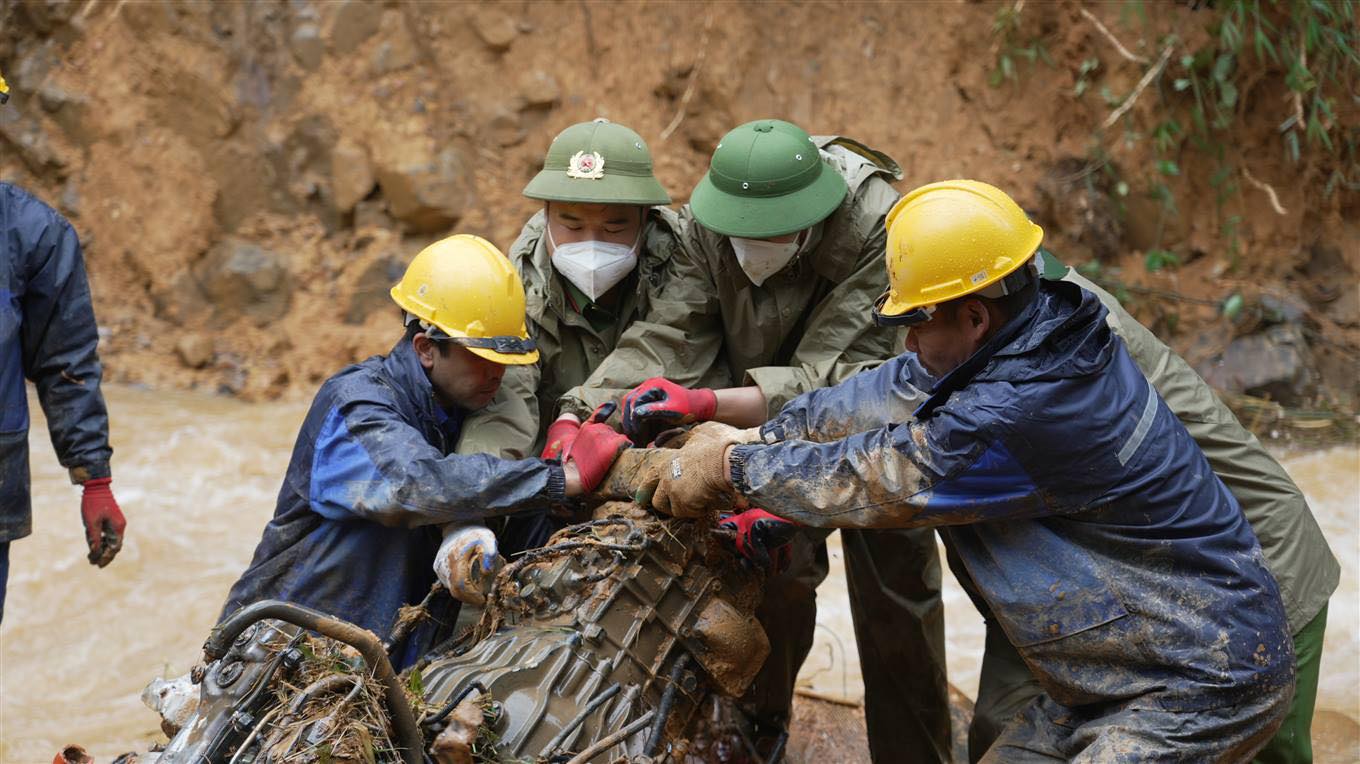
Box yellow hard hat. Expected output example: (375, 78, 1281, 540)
(873, 179, 1044, 325)
(0, 68, 9, 105)
(390, 234, 539, 365)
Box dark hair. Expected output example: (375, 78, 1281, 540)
(937, 272, 1037, 330)
(402, 317, 454, 357)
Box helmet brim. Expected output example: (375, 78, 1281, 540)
(466, 346, 540, 365)
(689, 159, 848, 238)
(523, 171, 671, 206)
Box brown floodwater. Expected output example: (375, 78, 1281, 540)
(0, 386, 1356, 761)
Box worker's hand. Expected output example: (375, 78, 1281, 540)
(434, 525, 503, 607)
(80, 477, 125, 567)
(565, 421, 632, 495)
(542, 403, 617, 460)
(720, 509, 798, 574)
(540, 416, 581, 460)
(621, 377, 717, 440)
(651, 438, 739, 519)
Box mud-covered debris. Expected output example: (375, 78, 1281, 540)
(52, 745, 93, 764)
(430, 689, 484, 764)
(141, 673, 201, 737)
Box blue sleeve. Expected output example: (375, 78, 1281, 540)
(13, 189, 111, 483)
(761, 353, 933, 444)
(308, 401, 565, 527)
(731, 404, 1050, 529)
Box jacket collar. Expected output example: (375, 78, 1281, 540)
(914, 280, 1110, 418)
(382, 338, 462, 430)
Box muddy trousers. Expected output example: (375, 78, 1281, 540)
(967, 607, 1329, 764)
(979, 687, 1293, 763)
(750, 527, 950, 763)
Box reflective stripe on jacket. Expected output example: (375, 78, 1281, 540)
(220, 339, 565, 641)
(559, 137, 904, 421)
(0, 183, 111, 543)
(734, 280, 1294, 712)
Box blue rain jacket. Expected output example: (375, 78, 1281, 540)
(1, 183, 112, 544)
(220, 339, 566, 647)
(731, 279, 1294, 712)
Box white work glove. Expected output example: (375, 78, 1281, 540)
(434, 524, 504, 607)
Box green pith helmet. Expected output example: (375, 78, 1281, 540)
(522, 118, 671, 206)
(689, 119, 849, 239)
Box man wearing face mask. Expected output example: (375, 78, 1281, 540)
(558, 120, 952, 761)
(457, 119, 684, 462)
(441, 121, 684, 615)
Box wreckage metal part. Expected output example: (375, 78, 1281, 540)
(645, 652, 693, 756)
(205, 600, 423, 764)
(423, 681, 488, 729)
(539, 682, 622, 757)
(563, 709, 657, 764)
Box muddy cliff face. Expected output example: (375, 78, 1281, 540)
(1, 1, 1355, 411)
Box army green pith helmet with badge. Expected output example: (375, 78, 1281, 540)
(523, 118, 671, 205)
(690, 119, 849, 239)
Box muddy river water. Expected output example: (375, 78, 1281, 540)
(0, 386, 1356, 761)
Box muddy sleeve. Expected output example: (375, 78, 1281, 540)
(557, 236, 726, 419)
(455, 362, 540, 459)
(761, 353, 932, 443)
(19, 203, 112, 483)
(729, 409, 1051, 529)
(308, 399, 564, 528)
(743, 180, 900, 417)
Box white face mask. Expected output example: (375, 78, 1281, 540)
(730, 235, 802, 286)
(549, 228, 640, 302)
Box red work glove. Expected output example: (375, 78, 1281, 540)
(621, 377, 717, 440)
(564, 422, 632, 495)
(81, 477, 126, 567)
(541, 418, 581, 460)
(719, 508, 798, 574)
(541, 403, 617, 460)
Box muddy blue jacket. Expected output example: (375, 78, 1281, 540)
(1, 183, 112, 544)
(220, 340, 566, 647)
(732, 280, 1295, 712)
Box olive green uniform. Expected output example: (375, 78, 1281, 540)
(962, 253, 1340, 763)
(456, 207, 684, 459)
(562, 138, 954, 761)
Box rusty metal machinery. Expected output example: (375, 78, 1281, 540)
(140, 447, 777, 764)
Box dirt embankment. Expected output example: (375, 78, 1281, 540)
(1, 1, 1355, 419)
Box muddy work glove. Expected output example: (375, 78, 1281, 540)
(720, 509, 798, 574)
(81, 477, 126, 567)
(565, 421, 632, 495)
(621, 377, 717, 440)
(434, 525, 503, 607)
(651, 437, 741, 519)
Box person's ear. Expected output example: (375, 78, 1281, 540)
(965, 299, 991, 340)
(412, 332, 436, 370)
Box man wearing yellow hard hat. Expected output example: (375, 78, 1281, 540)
(647, 180, 1296, 758)
(219, 235, 630, 667)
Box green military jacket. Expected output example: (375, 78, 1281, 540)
(559, 137, 904, 420)
(456, 207, 685, 458)
(1049, 255, 1340, 633)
